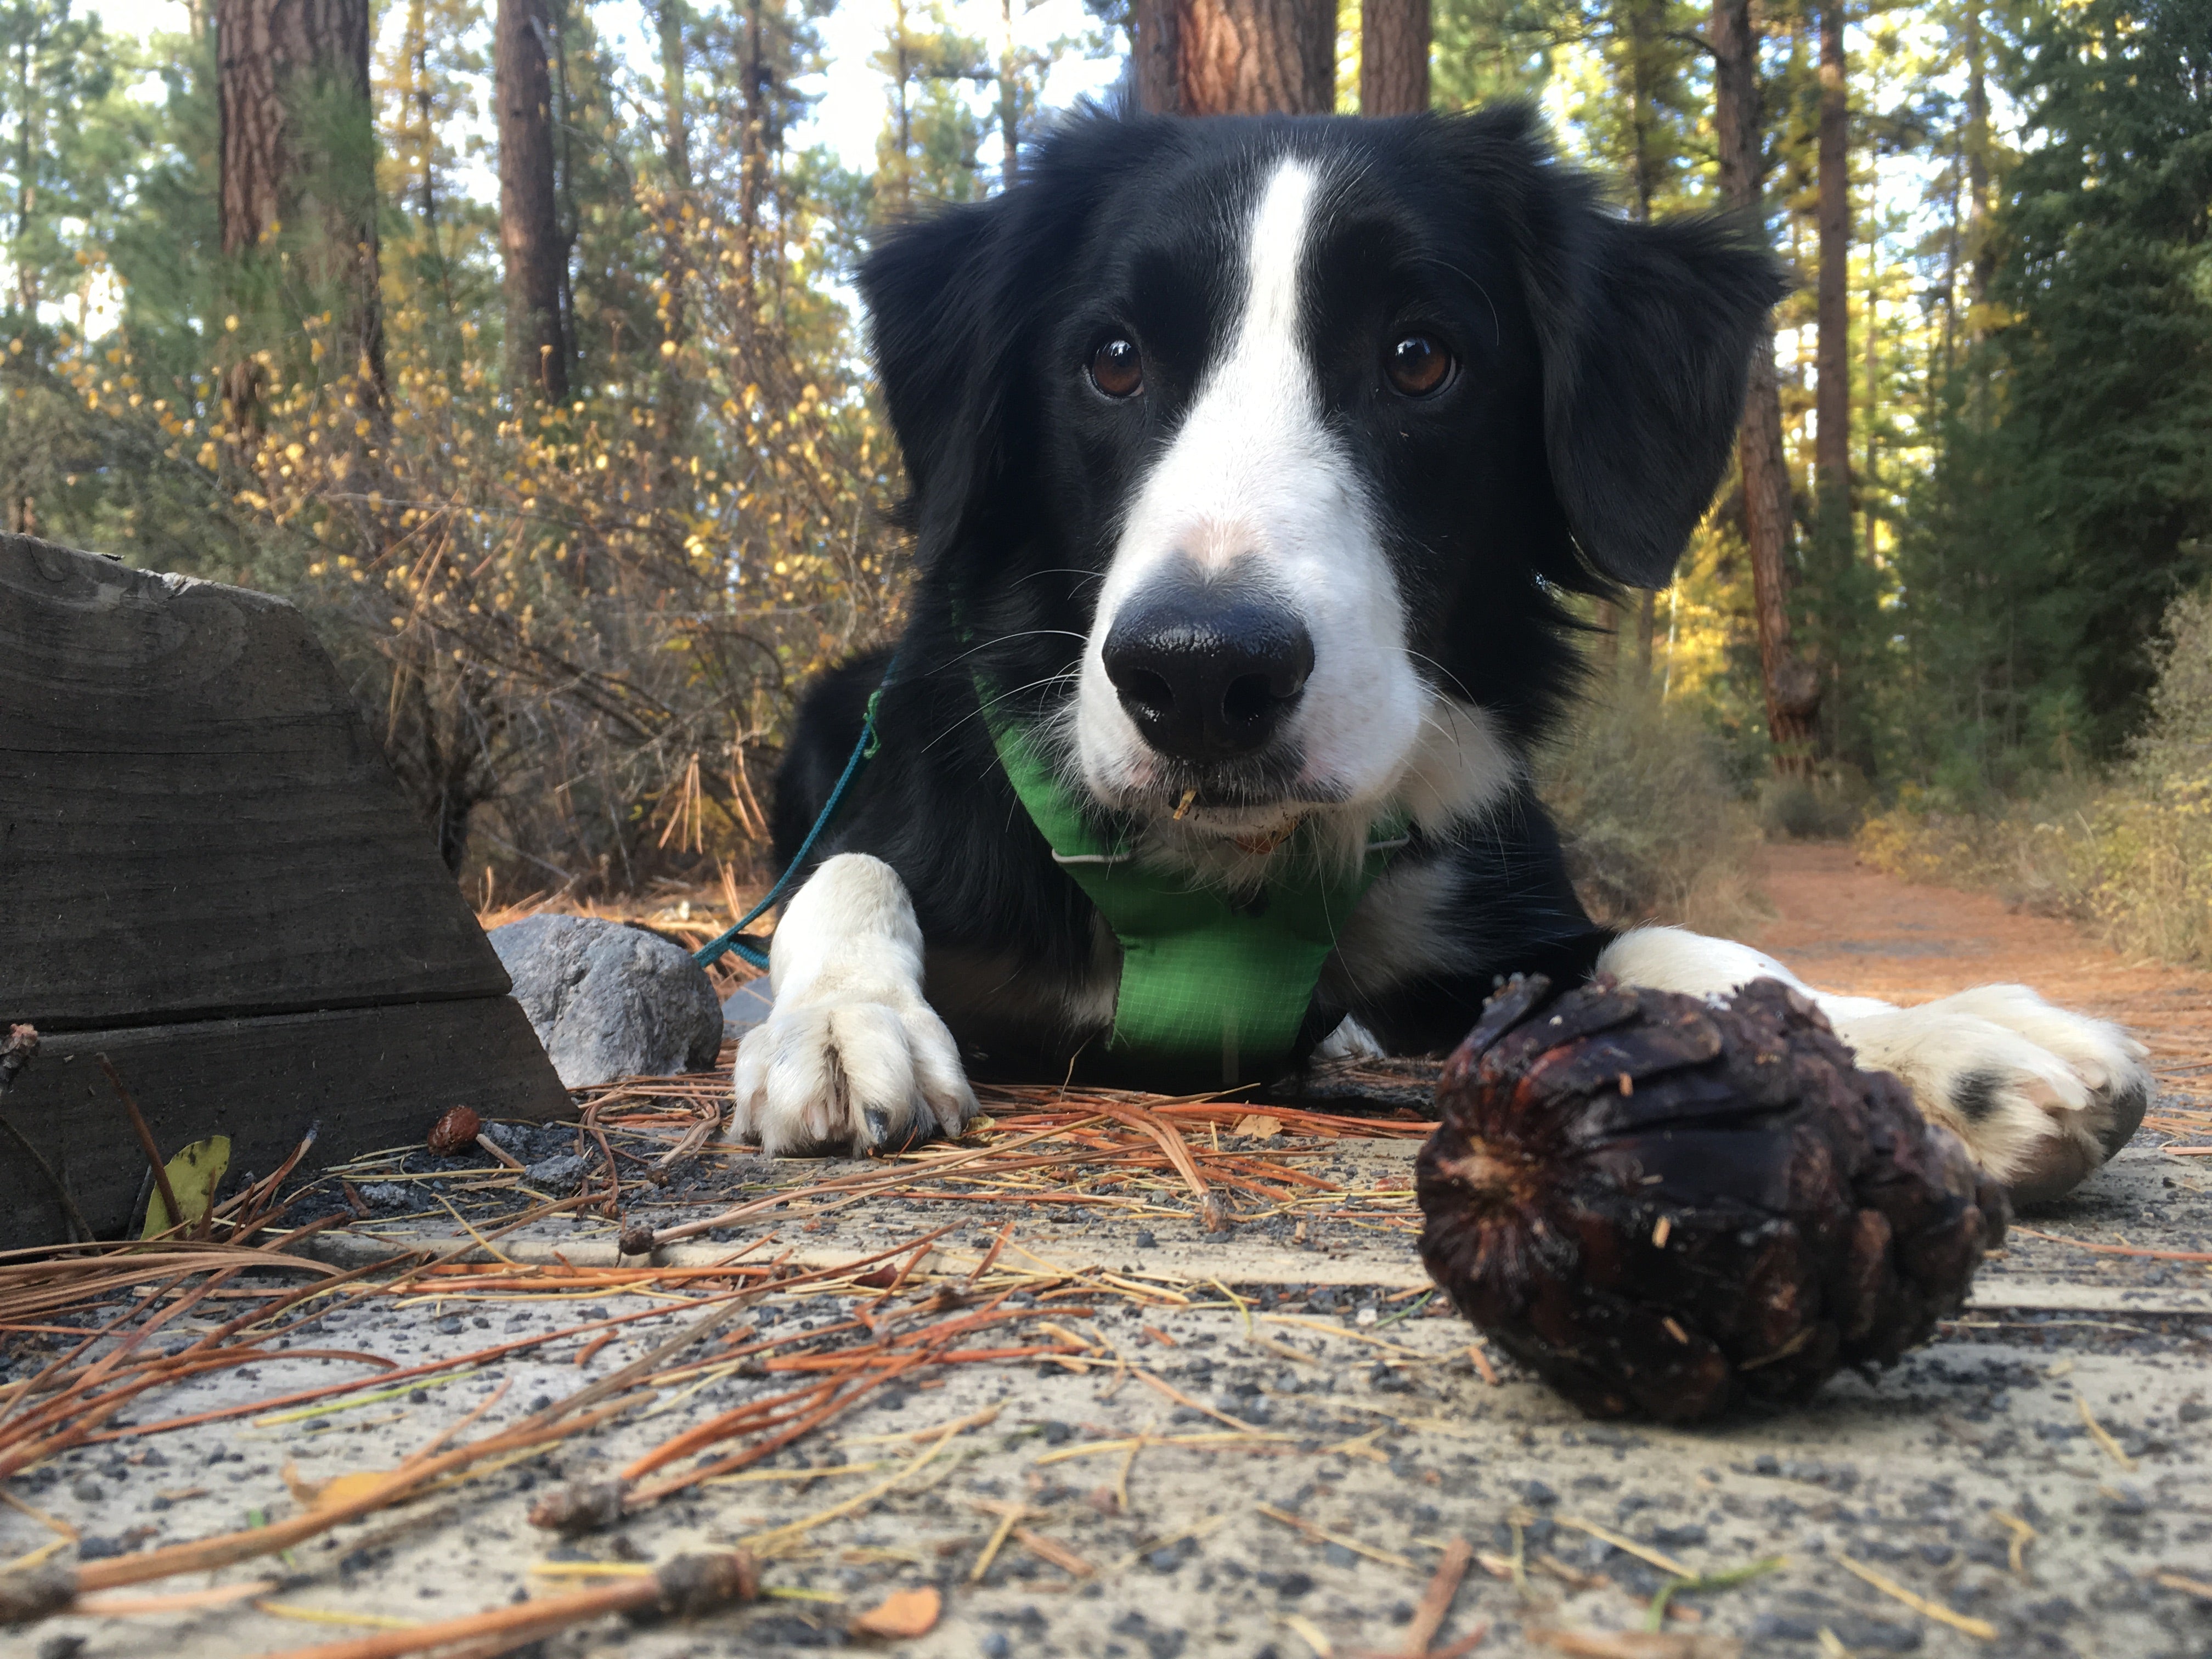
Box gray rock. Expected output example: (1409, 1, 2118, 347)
(523, 1153, 591, 1193)
(722, 977, 776, 1037)
(477, 1121, 528, 1154)
(490, 914, 724, 1088)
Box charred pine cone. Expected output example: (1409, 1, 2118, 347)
(1417, 975, 2008, 1423)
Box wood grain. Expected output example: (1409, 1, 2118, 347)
(0, 997, 573, 1248)
(0, 536, 513, 1029)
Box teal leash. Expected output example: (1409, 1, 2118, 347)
(693, 663, 897, 972)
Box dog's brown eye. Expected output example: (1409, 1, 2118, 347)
(1090, 338, 1143, 398)
(1386, 334, 1453, 398)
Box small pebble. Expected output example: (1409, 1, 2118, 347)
(524, 1154, 590, 1193)
(980, 1635, 1011, 1659)
(70, 1477, 103, 1503)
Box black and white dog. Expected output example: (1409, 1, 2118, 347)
(733, 107, 2148, 1204)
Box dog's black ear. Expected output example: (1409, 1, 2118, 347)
(1530, 204, 1790, 590)
(860, 197, 1011, 555)
(861, 115, 1169, 564)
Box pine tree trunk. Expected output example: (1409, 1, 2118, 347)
(1712, 0, 1819, 772)
(496, 0, 568, 402)
(999, 0, 1023, 182)
(658, 0, 690, 344)
(1624, 0, 1658, 221)
(656, 0, 690, 453)
(1178, 0, 1334, 115)
(1963, 3, 1992, 324)
(216, 0, 385, 426)
(1359, 0, 1427, 115)
(1133, 0, 1181, 111)
(740, 0, 766, 294)
(1815, 0, 1850, 534)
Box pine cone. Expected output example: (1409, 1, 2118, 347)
(1416, 974, 2008, 1423)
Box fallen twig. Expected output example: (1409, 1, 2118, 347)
(247, 1551, 757, 1659)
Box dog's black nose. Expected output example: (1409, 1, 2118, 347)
(1102, 580, 1313, 761)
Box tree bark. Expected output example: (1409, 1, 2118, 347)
(1963, 3, 1992, 323)
(1623, 0, 1659, 221)
(1178, 0, 1334, 115)
(216, 0, 386, 423)
(496, 0, 568, 402)
(1814, 0, 1849, 533)
(1359, 0, 1427, 115)
(999, 0, 1023, 182)
(740, 0, 766, 291)
(658, 0, 690, 342)
(1712, 0, 1819, 770)
(1133, 0, 1180, 111)
(655, 0, 691, 453)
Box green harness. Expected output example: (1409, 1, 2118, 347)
(986, 713, 1406, 1090)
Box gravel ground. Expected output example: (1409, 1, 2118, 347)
(9, 845, 2211, 1658)
(7, 1142, 2211, 1659)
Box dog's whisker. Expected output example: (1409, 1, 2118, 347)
(911, 672, 1080, 758)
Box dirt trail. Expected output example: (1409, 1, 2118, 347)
(1750, 840, 2212, 1087)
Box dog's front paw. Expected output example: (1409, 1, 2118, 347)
(1835, 985, 2151, 1204)
(1314, 1015, 1387, 1063)
(732, 989, 978, 1156)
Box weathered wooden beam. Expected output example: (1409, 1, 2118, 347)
(1, 535, 575, 1246)
(0, 998, 572, 1248)
(0, 536, 511, 1029)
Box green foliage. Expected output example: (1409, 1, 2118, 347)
(876, 0, 990, 212)
(0, 0, 2202, 910)
(1891, 0, 2212, 780)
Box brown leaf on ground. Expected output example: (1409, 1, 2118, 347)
(851, 1584, 942, 1638)
(280, 1460, 398, 1511)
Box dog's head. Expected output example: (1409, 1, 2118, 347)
(861, 108, 1785, 850)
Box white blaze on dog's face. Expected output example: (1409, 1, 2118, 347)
(1072, 159, 1435, 835)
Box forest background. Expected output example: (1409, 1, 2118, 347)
(1, 0, 2206, 958)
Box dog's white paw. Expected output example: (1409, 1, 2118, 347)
(732, 987, 977, 1156)
(1832, 985, 2151, 1204)
(730, 851, 978, 1156)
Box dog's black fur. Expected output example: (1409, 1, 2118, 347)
(768, 106, 1786, 1081)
